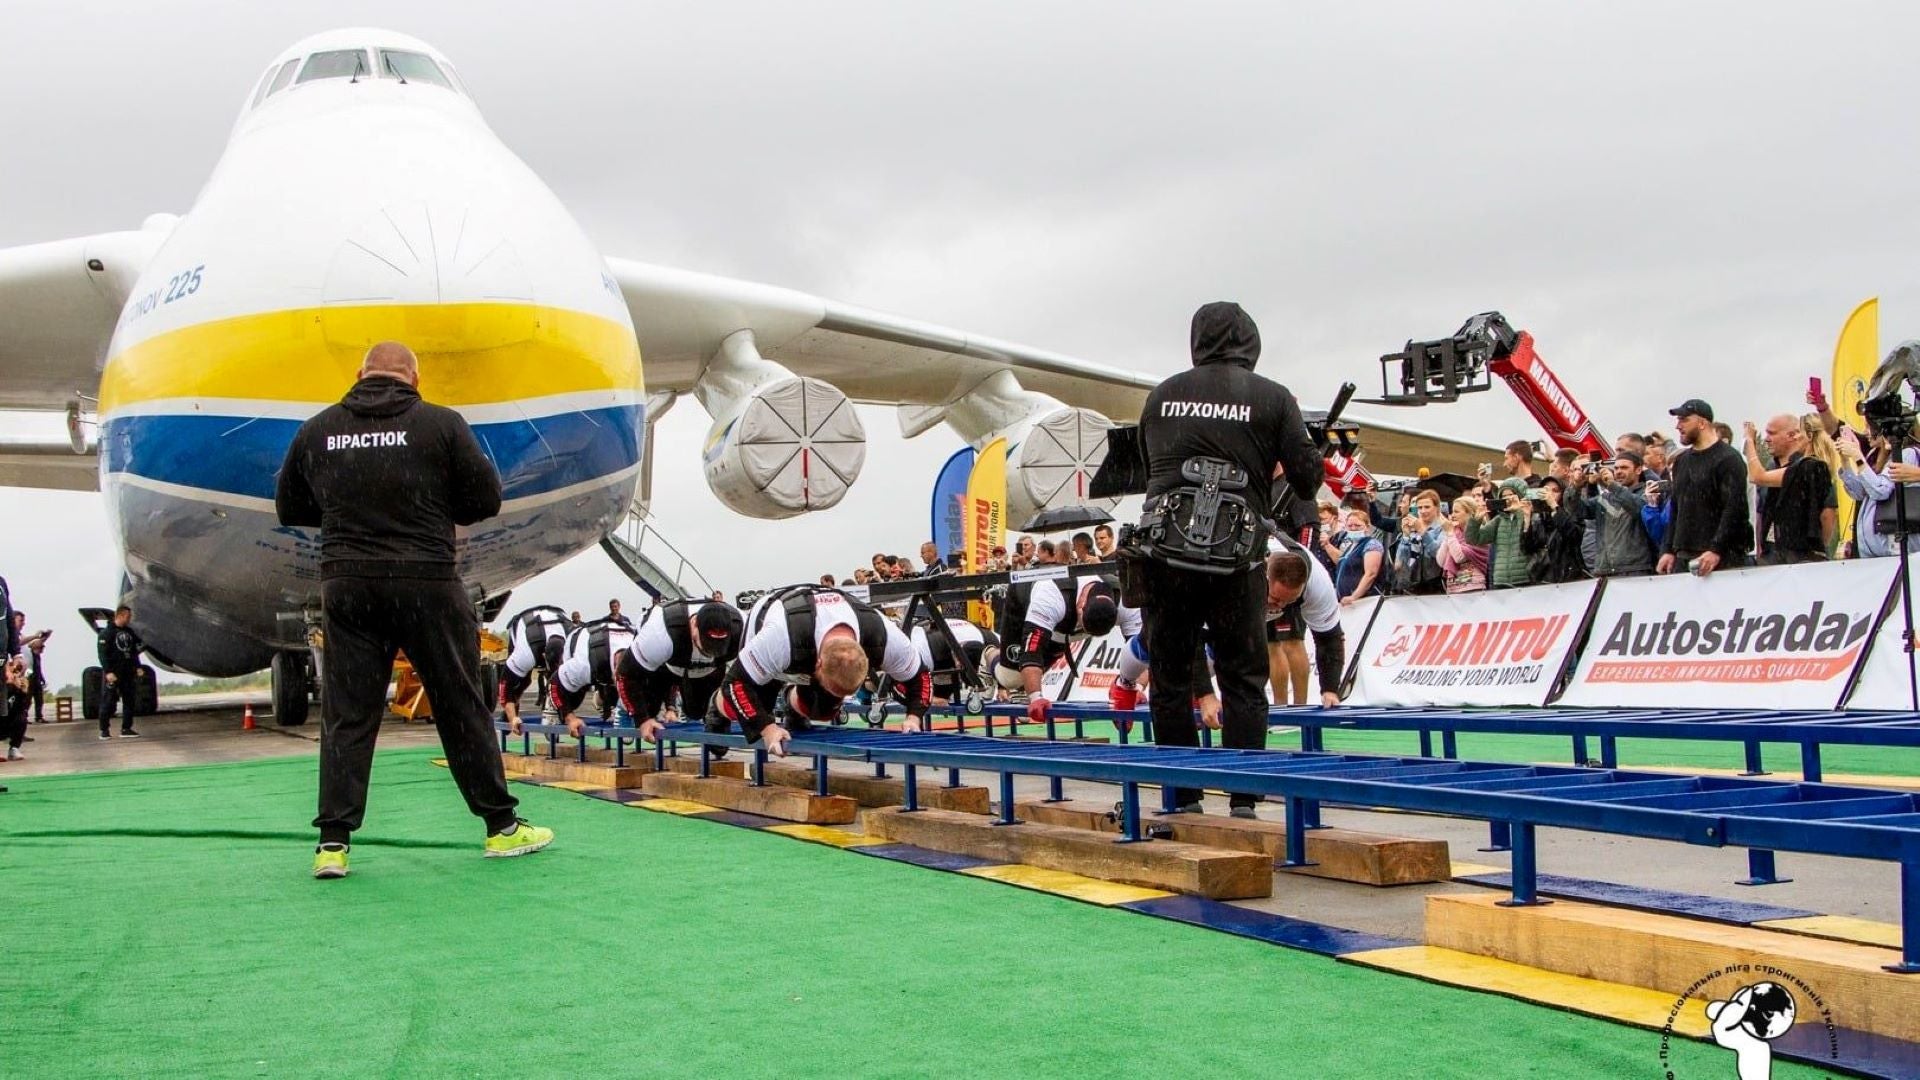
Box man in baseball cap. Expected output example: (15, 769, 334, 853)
(1656, 397, 1752, 577)
(1669, 398, 1714, 422)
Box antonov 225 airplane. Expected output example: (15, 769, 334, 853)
(0, 28, 1489, 722)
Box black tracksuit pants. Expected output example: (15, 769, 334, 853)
(99, 667, 139, 735)
(5, 689, 26, 750)
(316, 576, 518, 843)
(1143, 561, 1270, 808)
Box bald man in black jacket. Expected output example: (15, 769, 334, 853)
(277, 341, 549, 879)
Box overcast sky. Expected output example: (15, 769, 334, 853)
(5, 1, 1920, 687)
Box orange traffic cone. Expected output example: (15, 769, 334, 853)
(243, 703, 257, 731)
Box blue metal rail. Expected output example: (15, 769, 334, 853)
(615, 720, 1920, 972)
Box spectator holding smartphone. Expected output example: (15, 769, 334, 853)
(1837, 425, 1920, 557)
(1467, 478, 1534, 588)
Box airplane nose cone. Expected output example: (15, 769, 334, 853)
(321, 199, 537, 352)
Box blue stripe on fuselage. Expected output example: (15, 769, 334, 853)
(100, 404, 643, 502)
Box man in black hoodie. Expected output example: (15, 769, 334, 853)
(96, 606, 144, 738)
(1137, 302, 1323, 817)
(276, 341, 549, 880)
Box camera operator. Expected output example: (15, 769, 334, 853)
(1467, 478, 1535, 588)
(1127, 302, 1323, 810)
(1838, 426, 1920, 557)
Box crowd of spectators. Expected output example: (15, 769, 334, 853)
(1325, 389, 1915, 603)
(820, 525, 1121, 589)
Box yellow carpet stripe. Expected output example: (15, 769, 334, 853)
(541, 780, 613, 794)
(1449, 861, 1506, 878)
(960, 864, 1174, 906)
(630, 798, 720, 816)
(1755, 914, 1903, 950)
(763, 824, 886, 848)
(1345, 945, 1711, 1038)
(101, 302, 640, 411)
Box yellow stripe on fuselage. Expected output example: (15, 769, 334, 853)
(100, 302, 642, 413)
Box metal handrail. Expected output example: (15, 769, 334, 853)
(605, 508, 714, 600)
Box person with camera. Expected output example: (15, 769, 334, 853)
(1128, 301, 1324, 811)
(1657, 399, 1752, 576)
(1522, 476, 1588, 583)
(1574, 453, 1655, 576)
(1466, 478, 1535, 588)
(1837, 426, 1920, 557)
(1390, 489, 1446, 595)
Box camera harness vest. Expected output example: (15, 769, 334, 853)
(1137, 456, 1268, 574)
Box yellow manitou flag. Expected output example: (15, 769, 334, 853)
(965, 438, 1008, 627)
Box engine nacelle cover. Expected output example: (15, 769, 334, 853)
(1004, 407, 1120, 527)
(702, 376, 866, 519)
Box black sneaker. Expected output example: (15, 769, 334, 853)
(98, 731, 112, 740)
(121, 728, 141, 738)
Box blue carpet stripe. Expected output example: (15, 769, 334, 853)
(1456, 872, 1817, 925)
(1120, 894, 1412, 956)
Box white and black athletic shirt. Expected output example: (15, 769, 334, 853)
(739, 591, 921, 687)
(1023, 578, 1143, 640)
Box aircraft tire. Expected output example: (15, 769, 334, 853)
(271, 650, 310, 727)
(82, 666, 102, 721)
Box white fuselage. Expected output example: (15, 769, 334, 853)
(99, 55, 642, 674)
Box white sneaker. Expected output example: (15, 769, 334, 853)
(7, 747, 22, 761)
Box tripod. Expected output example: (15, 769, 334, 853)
(1889, 426, 1920, 712)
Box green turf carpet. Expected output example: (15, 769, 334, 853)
(0, 751, 1831, 1079)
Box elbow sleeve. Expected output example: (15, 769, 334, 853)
(1311, 628, 1346, 694)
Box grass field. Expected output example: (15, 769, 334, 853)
(0, 749, 1835, 1078)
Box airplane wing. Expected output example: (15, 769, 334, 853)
(608, 258, 1508, 482)
(0, 227, 166, 413)
(1343, 411, 1509, 479)
(606, 258, 1158, 422)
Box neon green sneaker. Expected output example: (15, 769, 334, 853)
(484, 820, 554, 859)
(312, 843, 349, 879)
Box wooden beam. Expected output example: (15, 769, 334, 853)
(501, 750, 744, 788)
(640, 771, 858, 824)
(1015, 799, 1449, 886)
(861, 806, 1271, 899)
(762, 762, 991, 814)
(1427, 892, 1919, 1041)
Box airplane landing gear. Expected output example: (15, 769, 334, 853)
(271, 650, 313, 727)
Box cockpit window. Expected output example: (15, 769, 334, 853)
(378, 49, 453, 90)
(263, 59, 299, 101)
(250, 66, 277, 108)
(296, 49, 370, 84)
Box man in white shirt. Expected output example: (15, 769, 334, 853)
(710, 586, 930, 756)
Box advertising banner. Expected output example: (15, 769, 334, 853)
(1558, 560, 1895, 709)
(1839, 564, 1917, 710)
(1350, 581, 1598, 707)
(964, 439, 1007, 626)
(929, 447, 975, 567)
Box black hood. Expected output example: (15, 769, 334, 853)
(340, 376, 421, 418)
(1190, 302, 1261, 370)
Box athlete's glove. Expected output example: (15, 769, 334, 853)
(1108, 679, 1141, 711)
(1026, 697, 1052, 726)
